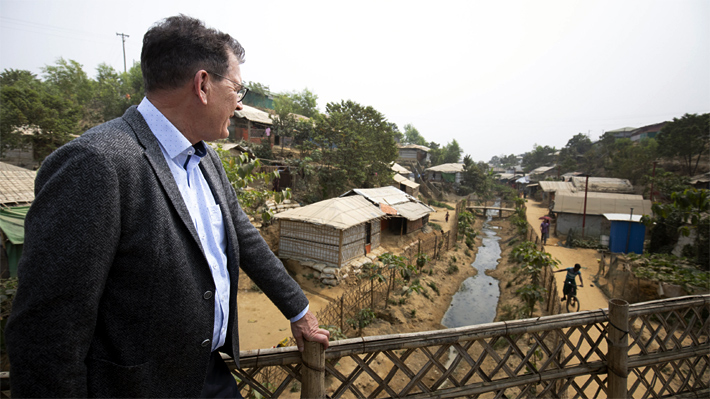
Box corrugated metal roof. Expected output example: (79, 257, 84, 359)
(0, 162, 36, 206)
(234, 104, 272, 125)
(554, 192, 652, 216)
(273, 196, 385, 230)
(603, 213, 644, 222)
(342, 186, 434, 221)
(426, 163, 464, 173)
(538, 181, 574, 193)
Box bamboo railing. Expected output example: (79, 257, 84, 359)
(225, 294, 709, 398)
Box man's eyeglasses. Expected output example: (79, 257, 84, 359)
(208, 71, 249, 102)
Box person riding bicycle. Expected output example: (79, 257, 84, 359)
(555, 263, 584, 301)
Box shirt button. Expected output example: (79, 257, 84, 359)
(203, 291, 213, 300)
(201, 339, 211, 347)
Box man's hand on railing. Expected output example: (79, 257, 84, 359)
(291, 310, 331, 352)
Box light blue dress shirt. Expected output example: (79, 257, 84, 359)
(138, 98, 230, 351)
(137, 99, 308, 351)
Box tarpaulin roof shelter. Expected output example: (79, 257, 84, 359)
(0, 162, 36, 206)
(529, 165, 557, 175)
(425, 163, 465, 173)
(0, 205, 29, 277)
(393, 173, 419, 190)
(570, 177, 634, 194)
(539, 181, 575, 193)
(233, 104, 272, 125)
(553, 192, 652, 216)
(391, 163, 411, 175)
(341, 186, 434, 221)
(397, 144, 431, 152)
(273, 196, 385, 230)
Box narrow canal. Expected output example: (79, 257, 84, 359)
(441, 207, 502, 328)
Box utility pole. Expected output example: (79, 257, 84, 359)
(116, 32, 129, 73)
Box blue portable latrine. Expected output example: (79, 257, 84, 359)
(604, 213, 646, 254)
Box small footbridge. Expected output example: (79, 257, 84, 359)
(466, 199, 516, 217)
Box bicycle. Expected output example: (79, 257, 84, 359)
(564, 284, 582, 312)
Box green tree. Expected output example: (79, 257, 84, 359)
(0, 69, 80, 161)
(429, 139, 463, 165)
(313, 100, 398, 198)
(656, 113, 710, 176)
(644, 188, 710, 268)
(521, 144, 556, 172)
(557, 133, 592, 173)
(606, 137, 658, 185)
(461, 155, 492, 198)
(402, 123, 427, 146)
(274, 88, 319, 118)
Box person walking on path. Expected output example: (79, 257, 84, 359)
(445, 211, 450, 223)
(6, 15, 329, 398)
(540, 219, 550, 244)
(555, 263, 584, 301)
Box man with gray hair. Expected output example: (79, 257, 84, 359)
(6, 15, 329, 398)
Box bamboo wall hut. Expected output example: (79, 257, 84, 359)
(341, 186, 434, 235)
(273, 196, 386, 268)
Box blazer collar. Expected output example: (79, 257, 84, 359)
(121, 106, 206, 253)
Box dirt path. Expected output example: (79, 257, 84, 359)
(524, 199, 610, 312)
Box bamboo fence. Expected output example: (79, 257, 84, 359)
(227, 295, 709, 398)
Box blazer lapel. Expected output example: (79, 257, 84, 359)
(121, 107, 206, 255)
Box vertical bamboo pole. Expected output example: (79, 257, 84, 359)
(608, 298, 629, 399)
(339, 297, 344, 332)
(301, 341, 325, 399)
(434, 235, 438, 260)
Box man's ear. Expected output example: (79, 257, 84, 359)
(194, 70, 209, 105)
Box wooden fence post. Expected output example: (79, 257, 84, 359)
(434, 235, 438, 260)
(339, 297, 344, 333)
(301, 341, 325, 399)
(608, 298, 629, 399)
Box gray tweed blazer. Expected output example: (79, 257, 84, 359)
(5, 106, 309, 398)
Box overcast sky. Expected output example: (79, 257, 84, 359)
(1, 0, 708, 161)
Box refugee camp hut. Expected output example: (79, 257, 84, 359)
(528, 165, 558, 180)
(391, 162, 412, 177)
(689, 172, 710, 190)
(341, 186, 434, 235)
(392, 173, 420, 197)
(273, 196, 386, 268)
(538, 181, 574, 205)
(397, 144, 430, 164)
(425, 163, 465, 184)
(569, 176, 634, 194)
(229, 104, 273, 145)
(603, 213, 646, 254)
(552, 192, 652, 238)
(0, 162, 36, 278)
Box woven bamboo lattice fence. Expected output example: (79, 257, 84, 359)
(227, 294, 709, 398)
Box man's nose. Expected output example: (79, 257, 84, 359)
(235, 101, 244, 111)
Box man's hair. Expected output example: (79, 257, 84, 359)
(141, 15, 245, 92)
(574, 263, 581, 269)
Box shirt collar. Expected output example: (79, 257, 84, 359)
(137, 97, 197, 160)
